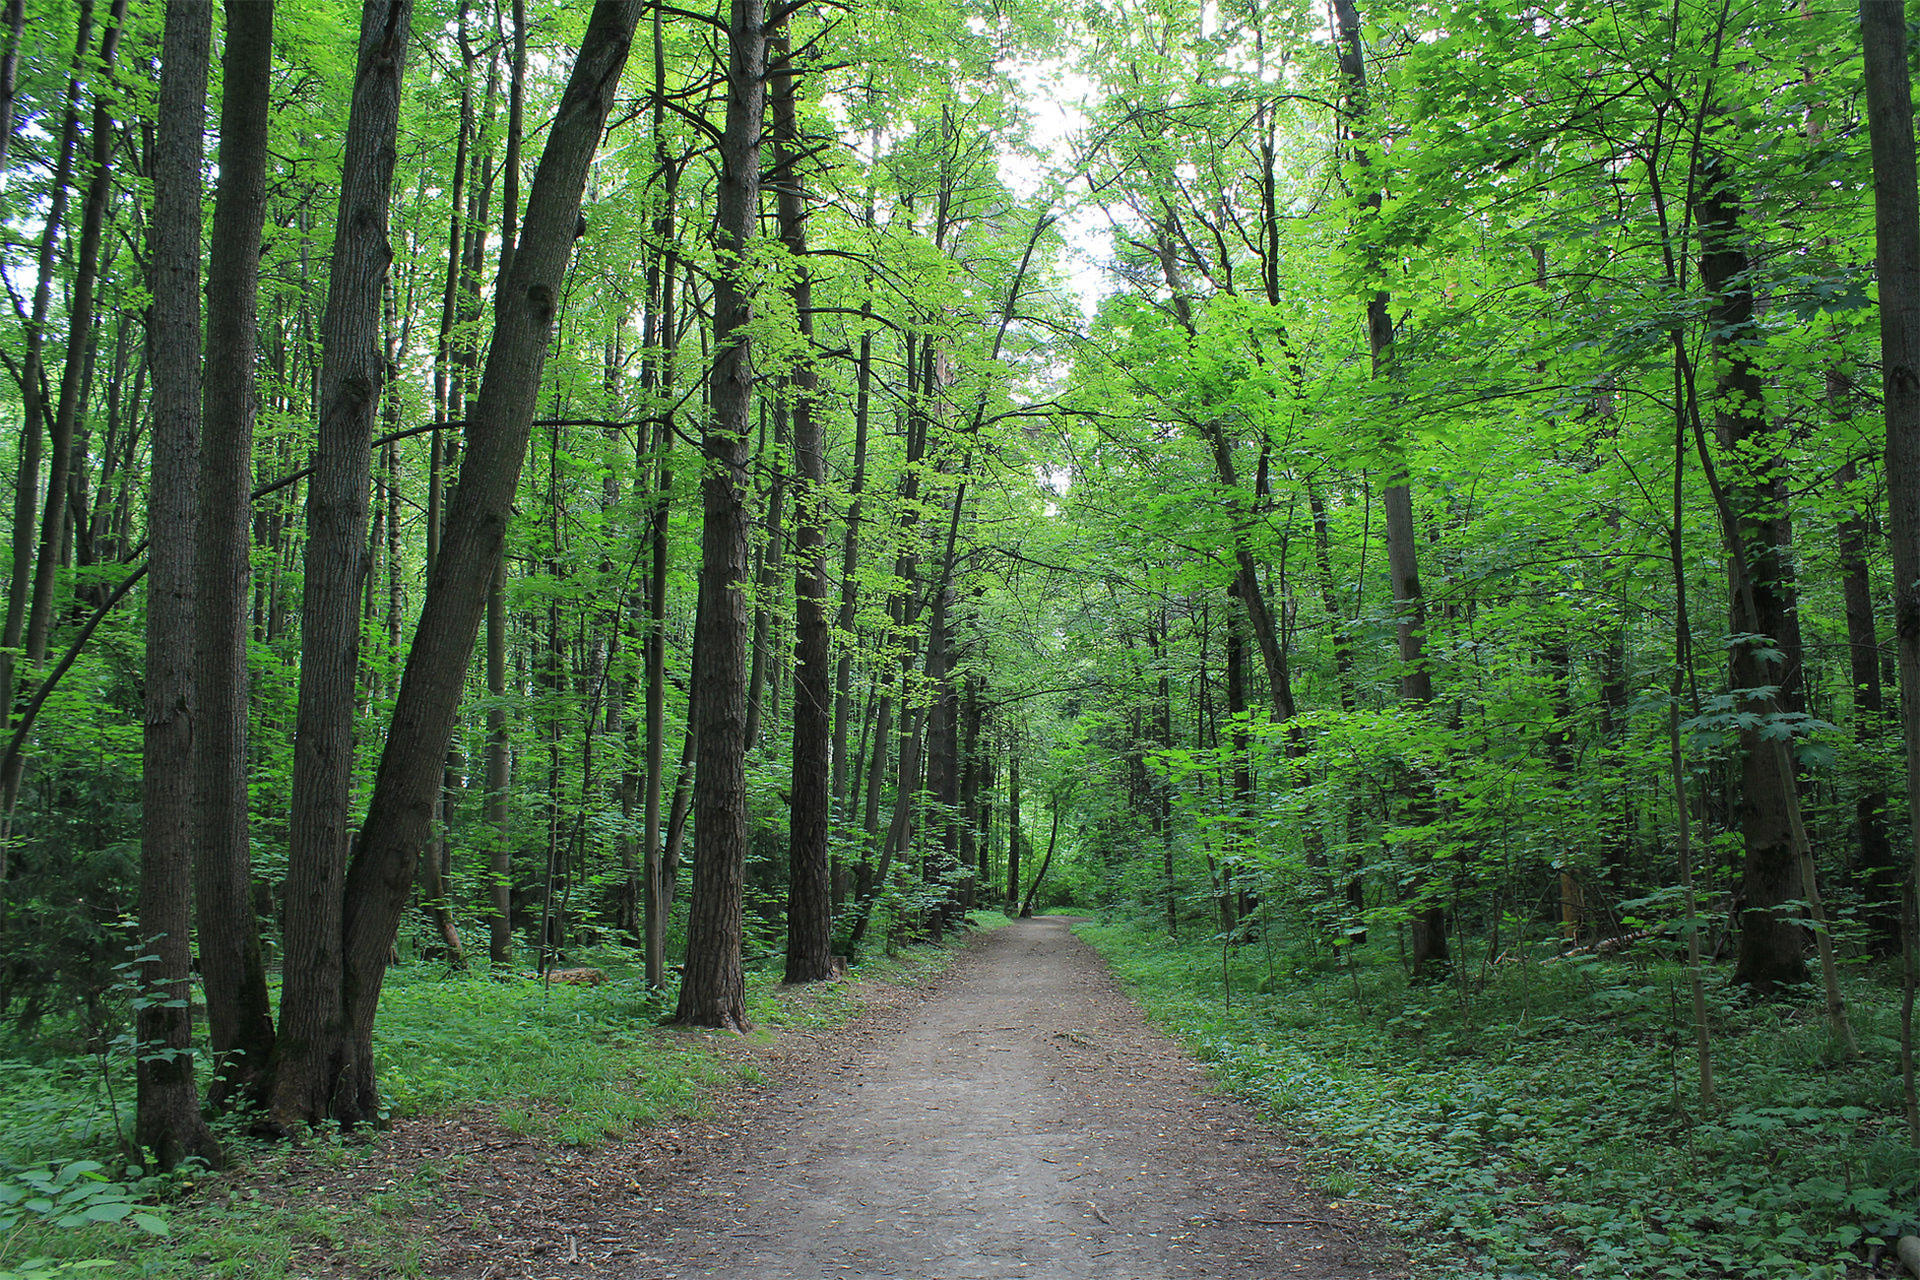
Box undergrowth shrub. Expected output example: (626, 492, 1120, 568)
(1078, 918, 1918, 1280)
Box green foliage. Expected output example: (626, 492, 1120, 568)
(372, 965, 710, 1146)
(1079, 918, 1916, 1279)
(0, 1162, 167, 1236)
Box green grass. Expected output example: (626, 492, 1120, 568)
(1075, 918, 1919, 1280)
(0, 925, 984, 1278)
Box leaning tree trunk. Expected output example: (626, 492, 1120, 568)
(675, 0, 767, 1031)
(137, 0, 217, 1170)
(196, 0, 277, 1109)
(322, 1, 645, 1124)
(264, 0, 413, 1133)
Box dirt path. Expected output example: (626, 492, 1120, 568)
(621, 918, 1397, 1280)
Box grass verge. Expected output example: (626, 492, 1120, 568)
(0, 920, 989, 1278)
(1075, 918, 1917, 1280)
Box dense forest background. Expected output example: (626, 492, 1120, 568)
(3, 0, 1920, 1274)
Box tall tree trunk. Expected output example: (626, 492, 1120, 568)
(0, 0, 93, 829)
(1838, 448, 1899, 952)
(429, 0, 477, 571)
(774, 21, 833, 983)
(1307, 486, 1356, 711)
(1861, 1, 1920, 1118)
(830, 306, 873, 855)
(1333, 0, 1445, 972)
(1006, 740, 1022, 911)
(326, 3, 644, 1122)
(673, 0, 766, 1031)
(745, 401, 786, 750)
(28, 0, 125, 672)
(640, 3, 679, 989)
(265, 0, 414, 1132)
(1699, 153, 1811, 993)
(195, 0, 277, 1110)
(137, 0, 217, 1169)
(959, 675, 982, 913)
(485, 567, 512, 965)
(0, 1, 25, 170)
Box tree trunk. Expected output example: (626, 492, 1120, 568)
(195, 0, 277, 1110)
(774, 23, 834, 983)
(486, 568, 511, 965)
(641, 4, 679, 990)
(0, 0, 92, 829)
(1839, 447, 1899, 952)
(137, 0, 217, 1169)
(1007, 742, 1022, 911)
(673, 0, 763, 1030)
(1333, 0, 1445, 972)
(266, 0, 412, 1132)
(324, 3, 644, 1122)
(745, 404, 785, 751)
(830, 306, 873, 874)
(959, 676, 982, 913)
(1699, 153, 1811, 993)
(1862, 0, 1920, 1099)
(0, 1, 25, 171)
(28, 0, 126, 671)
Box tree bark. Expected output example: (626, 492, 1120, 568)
(773, 21, 834, 983)
(266, 0, 412, 1132)
(195, 0, 277, 1110)
(640, 3, 679, 989)
(675, 0, 767, 1029)
(1862, 0, 1920, 1088)
(1699, 152, 1811, 993)
(324, 2, 645, 1121)
(137, 0, 218, 1169)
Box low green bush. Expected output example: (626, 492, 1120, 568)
(1077, 919, 1918, 1280)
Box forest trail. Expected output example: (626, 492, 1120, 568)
(626, 917, 1398, 1279)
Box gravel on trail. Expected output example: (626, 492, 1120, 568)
(615, 915, 1402, 1280)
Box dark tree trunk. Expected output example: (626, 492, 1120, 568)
(1699, 154, 1810, 993)
(674, 0, 765, 1030)
(330, 2, 644, 1119)
(138, 0, 217, 1169)
(0, 1, 24, 169)
(774, 23, 834, 983)
(195, 0, 277, 1110)
(746, 405, 785, 751)
(266, 0, 413, 1133)
(1838, 440, 1900, 955)
(1862, 0, 1920, 1015)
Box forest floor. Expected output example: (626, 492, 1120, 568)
(379, 915, 1405, 1280)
